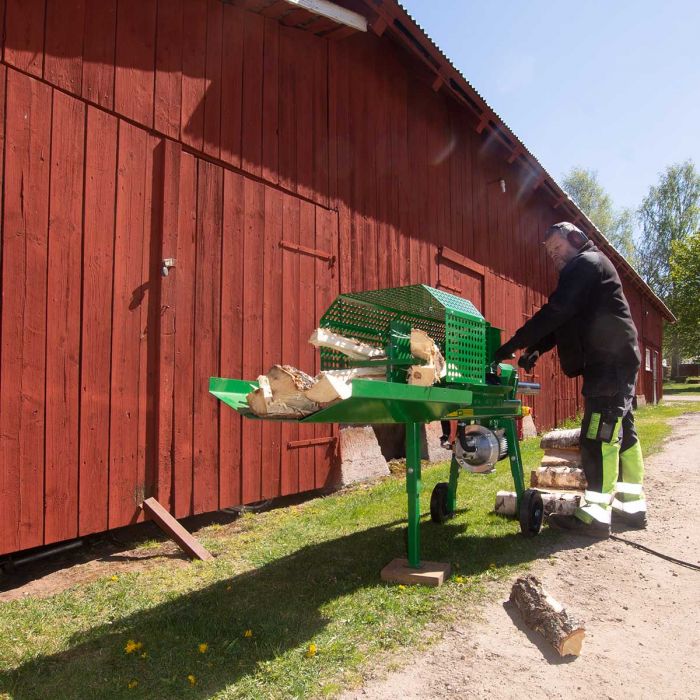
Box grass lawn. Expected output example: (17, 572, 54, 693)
(1, 401, 699, 700)
(663, 381, 700, 395)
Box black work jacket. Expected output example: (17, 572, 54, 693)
(510, 241, 640, 396)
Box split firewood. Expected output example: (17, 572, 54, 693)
(540, 454, 582, 468)
(304, 367, 384, 404)
(246, 365, 319, 417)
(494, 490, 580, 517)
(530, 465, 587, 490)
(543, 446, 582, 461)
(407, 329, 446, 386)
(539, 428, 581, 450)
(308, 328, 385, 360)
(509, 575, 585, 657)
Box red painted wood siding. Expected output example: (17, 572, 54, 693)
(0, 1, 664, 555)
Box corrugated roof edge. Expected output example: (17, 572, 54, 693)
(359, 0, 674, 323)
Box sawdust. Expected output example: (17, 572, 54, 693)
(341, 412, 700, 700)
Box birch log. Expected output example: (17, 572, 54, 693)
(530, 466, 587, 490)
(494, 490, 580, 517)
(539, 428, 581, 450)
(509, 575, 585, 657)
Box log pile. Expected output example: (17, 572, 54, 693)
(246, 327, 445, 418)
(509, 575, 585, 657)
(532, 428, 586, 490)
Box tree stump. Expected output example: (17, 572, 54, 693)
(509, 575, 585, 656)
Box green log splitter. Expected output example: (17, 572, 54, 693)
(210, 285, 542, 584)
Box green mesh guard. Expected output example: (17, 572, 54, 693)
(319, 285, 487, 384)
(485, 324, 502, 365)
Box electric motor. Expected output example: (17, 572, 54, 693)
(454, 424, 508, 473)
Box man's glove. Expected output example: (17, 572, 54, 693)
(518, 350, 540, 373)
(493, 339, 518, 365)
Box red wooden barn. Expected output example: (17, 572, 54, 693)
(0, 0, 672, 557)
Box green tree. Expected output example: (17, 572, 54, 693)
(637, 160, 700, 375)
(637, 160, 699, 300)
(669, 231, 700, 358)
(561, 167, 637, 264)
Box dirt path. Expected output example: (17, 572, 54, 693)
(342, 412, 700, 700)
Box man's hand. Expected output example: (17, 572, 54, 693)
(493, 340, 518, 365)
(518, 350, 540, 373)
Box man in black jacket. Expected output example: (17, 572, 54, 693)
(494, 222, 647, 537)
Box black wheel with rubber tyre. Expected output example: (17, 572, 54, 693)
(519, 488, 544, 537)
(430, 482, 453, 523)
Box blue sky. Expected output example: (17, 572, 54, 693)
(404, 0, 700, 214)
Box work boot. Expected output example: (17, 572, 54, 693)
(548, 514, 611, 539)
(613, 510, 648, 529)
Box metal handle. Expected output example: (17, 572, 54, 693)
(516, 382, 540, 395)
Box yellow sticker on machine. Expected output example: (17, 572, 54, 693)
(444, 408, 474, 419)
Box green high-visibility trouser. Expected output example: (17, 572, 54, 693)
(577, 393, 645, 525)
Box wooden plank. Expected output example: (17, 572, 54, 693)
(135, 134, 161, 524)
(277, 26, 297, 193)
(44, 0, 85, 94)
(297, 199, 316, 492)
(44, 90, 85, 544)
(79, 106, 117, 536)
(295, 32, 314, 202)
(4, 0, 46, 76)
(261, 186, 283, 498)
(439, 246, 485, 277)
(173, 152, 198, 517)
(261, 17, 279, 185)
(82, 0, 117, 109)
(154, 0, 183, 139)
(314, 205, 338, 488)
(180, 0, 207, 151)
(203, 0, 223, 158)
(220, 1, 244, 168)
(154, 139, 182, 512)
(0, 70, 51, 553)
(192, 159, 223, 513)
(114, 0, 157, 127)
(280, 193, 300, 495)
(142, 497, 212, 560)
(219, 170, 244, 507)
(311, 33, 328, 206)
(109, 120, 148, 529)
(241, 177, 264, 502)
(241, 11, 264, 177)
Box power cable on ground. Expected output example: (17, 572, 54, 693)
(610, 534, 700, 572)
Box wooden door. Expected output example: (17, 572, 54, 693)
(156, 145, 340, 517)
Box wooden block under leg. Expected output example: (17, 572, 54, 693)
(380, 558, 451, 587)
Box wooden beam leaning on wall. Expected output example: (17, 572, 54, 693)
(141, 498, 213, 561)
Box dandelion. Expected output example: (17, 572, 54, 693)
(125, 640, 143, 654)
(198, 643, 208, 654)
(305, 643, 317, 658)
(187, 674, 197, 686)
(110, 575, 119, 582)
(398, 585, 406, 590)
(454, 576, 465, 584)
(127, 679, 138, 689)
(243, 629, 253, 638)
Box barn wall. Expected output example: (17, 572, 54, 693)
(0, 0, 666, 555)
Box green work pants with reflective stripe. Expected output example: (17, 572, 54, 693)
(577, 393, 643, 524)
